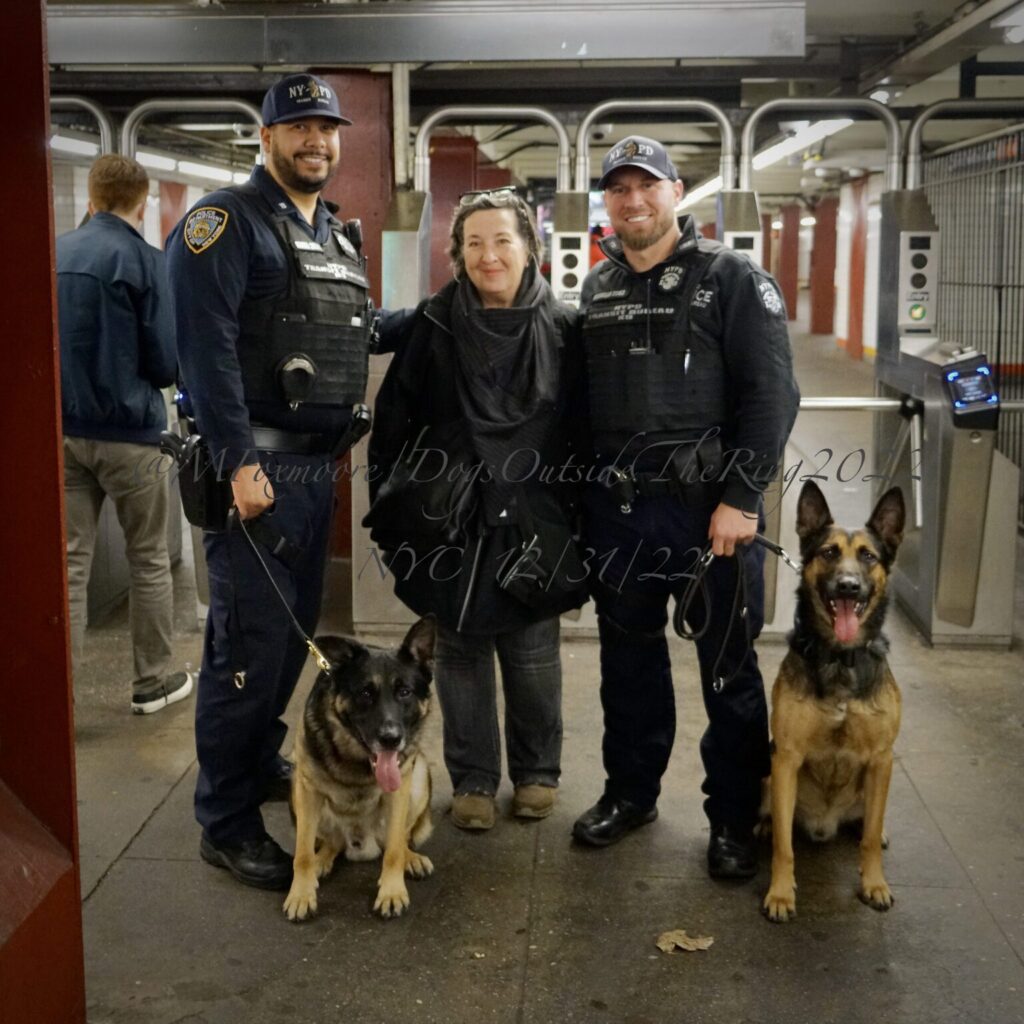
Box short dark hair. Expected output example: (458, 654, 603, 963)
(447, 191, 542, 279)
(88, 155, 149, 214)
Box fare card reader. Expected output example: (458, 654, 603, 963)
(898, 230, 940, 334)
(943, 354, 999, 430)
(551, 191, 590, 309)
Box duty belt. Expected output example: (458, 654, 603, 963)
(603, 465, 719, 514)
(250, 425, 333, 455)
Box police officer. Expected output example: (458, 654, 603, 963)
(167, 74, 371, 890)
(572, 136, 800, 879)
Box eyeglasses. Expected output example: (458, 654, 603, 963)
(458, 186, 518, 205)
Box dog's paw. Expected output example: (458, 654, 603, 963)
(858, 879, 894, 911)
(283, 878, 319, 922)
(404, 850, 433, 879)
(373, 880, 411, 919)
(762, 887, 797, 923)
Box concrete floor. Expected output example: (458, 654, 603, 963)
(75, 320, 1024, 1024)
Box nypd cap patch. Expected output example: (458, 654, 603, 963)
(183, 207, 229, 254)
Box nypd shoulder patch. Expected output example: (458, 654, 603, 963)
(183, 207, 229, 254)
(757, 279, 784, 316)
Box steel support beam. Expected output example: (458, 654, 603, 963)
(47, 2, 804, 66)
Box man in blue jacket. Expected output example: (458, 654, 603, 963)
(58, 154, 192, 715)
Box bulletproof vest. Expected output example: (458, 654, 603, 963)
(234, 183, 371, 418)
(583, 247, 728, 454)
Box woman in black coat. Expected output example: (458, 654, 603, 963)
(366, 189, 586, 830)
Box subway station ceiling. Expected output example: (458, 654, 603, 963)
(46, 0, 1024, 216)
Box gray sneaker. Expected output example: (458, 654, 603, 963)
(131, 671, 194, 715)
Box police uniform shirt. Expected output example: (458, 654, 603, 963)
(580, 215, 799, 513)
(166, 164, 345, 471)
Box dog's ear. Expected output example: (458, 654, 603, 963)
(400, 615, 436, 668)
(867, 487, 905, 561)
(796, 480, 833, 541)
(314, 635, 367, 671)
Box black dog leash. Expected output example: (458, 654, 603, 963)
(672, 534, 801, 693)
(227, 509, 332, 685)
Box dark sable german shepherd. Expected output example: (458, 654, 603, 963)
(763, 482, 905, 923)
(283, 616, 436, 921)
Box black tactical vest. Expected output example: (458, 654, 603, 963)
(234, 183, 371, 421)
(583, 246, 728, 456)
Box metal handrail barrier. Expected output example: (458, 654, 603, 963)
(574, 99, 735, 193)
(739, 97, 901, 193)
(798, 397, 903, 411)
(413, 106, 571, 193)
(50, 96, 114, 155)
(120, 98, 262, 160)
(905, 99, 1024, 189)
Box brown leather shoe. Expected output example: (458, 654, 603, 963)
(512, 784, 556, 819)
(451, 793, 496, 831)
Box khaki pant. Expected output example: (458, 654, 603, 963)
(63, 437, 174, 686)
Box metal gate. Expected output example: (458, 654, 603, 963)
(922, 126, 1024, 526)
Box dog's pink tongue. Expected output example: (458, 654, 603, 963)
(374, 750, 402, 793)
(834, 599, 860, 644)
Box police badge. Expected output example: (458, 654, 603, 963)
(658, 266, 683, 292)
(183, 207, 229, 254)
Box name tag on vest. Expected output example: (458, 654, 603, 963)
(299, 259, 370, 288)
(293, 239, 324, 252)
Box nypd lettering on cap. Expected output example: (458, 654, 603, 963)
(183, 207, 229, 254)
(758, 279, 784, 316)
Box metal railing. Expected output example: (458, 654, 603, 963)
(50, 96, 114, 154)
(120, 98, 262, 160)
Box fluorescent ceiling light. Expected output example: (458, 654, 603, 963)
(178, 160, 233, 183)
(771, 220, 783, 230)
(50, 134, 98, 157)
(753, 119, 854, 171)
(800, 216, 817, 227)
(678, 175, 722, 210)
(869, 89, 891, 104)
(137, 150, 176, 172)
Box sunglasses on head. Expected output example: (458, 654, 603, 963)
(458, 186, 518, 205)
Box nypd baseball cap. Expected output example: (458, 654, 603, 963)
(261, 74, 352, 127)
(598, 135, 678, 188)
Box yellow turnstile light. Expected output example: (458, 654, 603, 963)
(909, 303, 927, 321)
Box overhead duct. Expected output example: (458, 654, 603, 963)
(47, 1, 804, 66)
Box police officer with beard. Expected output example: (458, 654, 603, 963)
(572, 137, 799, 879)
(167, 74, 371, 890)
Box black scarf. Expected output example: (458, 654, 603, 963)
(449, 263, 561, 525)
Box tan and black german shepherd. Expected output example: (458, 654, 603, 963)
(283, 616, 436, 922)
(763, 481, 905, 923)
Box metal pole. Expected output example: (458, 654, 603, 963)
(120, 98, 262, 160)
(905, 99, 1024, 190)
(739, 97, 901, 193)
(392, 63, 411, 189)
(574, 99, 735, 193)
(413, 106, 571, 193)
(797, 397, 904, 411)
(50, 96, 114, 155)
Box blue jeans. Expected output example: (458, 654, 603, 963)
(583, 483, 770, 830)
(435, 617, 563, 796)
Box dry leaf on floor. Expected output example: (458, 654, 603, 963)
(656, 929, 714, 953)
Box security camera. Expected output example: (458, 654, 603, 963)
(590, 123, 615, 142)
(233, 123, 257, 140)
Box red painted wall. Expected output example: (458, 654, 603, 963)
(845, 179, 869, 359)
(427, 135, 479, 293)
(810, 196, 838, 335)
(159, 180, 188, 249)
(778, 204, 801, 321)
(761, 212, 773, 270)
(0, 1, 86, 1019)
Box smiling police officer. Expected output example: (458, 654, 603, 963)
(167, 74, 371, 891)
(572, 136, 800, 880)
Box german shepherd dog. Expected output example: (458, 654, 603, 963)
(763, 481, 905, 923)
(283, 616, 436, 921)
